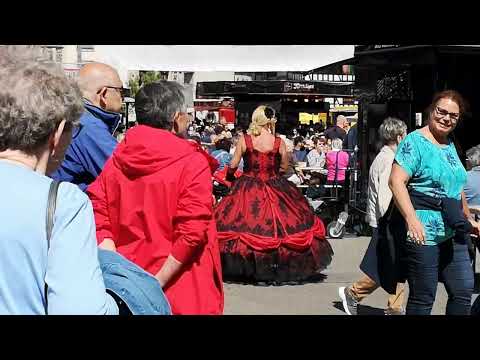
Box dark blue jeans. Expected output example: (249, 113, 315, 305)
(403, 238, 474, 315)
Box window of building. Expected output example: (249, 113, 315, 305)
(184, 72, 194, 84)
(55, 48, 63, 63)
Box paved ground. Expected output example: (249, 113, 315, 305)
(223, 235, 480, 315)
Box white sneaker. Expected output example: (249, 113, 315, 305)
(338, 286, 358, 315)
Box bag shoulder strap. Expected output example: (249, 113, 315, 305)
(45, 180, 60, 314)
(46, 180, 60, 249)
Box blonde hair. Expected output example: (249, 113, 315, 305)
(247, 105, 277, 136)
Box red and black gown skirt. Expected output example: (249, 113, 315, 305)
(215, 175, 334, 284)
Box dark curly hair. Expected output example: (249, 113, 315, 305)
(215, 138, 232, 152)
(293, 136, 304, 147)
(214, 125, 225, 135)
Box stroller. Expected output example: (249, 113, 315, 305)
(306, 180, 349, 239)
(299, 149, 369, 239)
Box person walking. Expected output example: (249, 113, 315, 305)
(339, 117, 407, 315)
(389, 90, 480, 315)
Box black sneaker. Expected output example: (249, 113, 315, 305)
(338, 286, 358, 315)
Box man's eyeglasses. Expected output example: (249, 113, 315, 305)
(98, 86, 130, 99)
(435, 106, 460, 122)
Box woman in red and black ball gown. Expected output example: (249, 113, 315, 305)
(215, 105, 333, 284)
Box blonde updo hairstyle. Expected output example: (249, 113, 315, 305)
(247, 105, 277, 137)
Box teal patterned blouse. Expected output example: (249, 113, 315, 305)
(394, 130, 467, 245)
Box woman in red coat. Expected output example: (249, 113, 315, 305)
(87, 81, 223, 315)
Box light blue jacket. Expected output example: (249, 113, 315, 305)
(0, 162, 118, 315)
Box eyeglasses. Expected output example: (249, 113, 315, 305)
(98, 86, 130, 99)
(435, 106, 460, 123)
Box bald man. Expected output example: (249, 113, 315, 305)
(324, 114, 347, 142)
(51, 63, 124, 191)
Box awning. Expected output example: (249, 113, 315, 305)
(305, 56, 357, 75)
(93, 45, 354, 83)
(352, 45, 480, 67)
(354, 45, 480, 56)
(196, 80, 354, 98)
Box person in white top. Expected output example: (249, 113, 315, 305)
(339, 117, 407, 315)
(307, 136, 327, 168)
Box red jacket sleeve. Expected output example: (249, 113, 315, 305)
(86, 159, 114, 245)
(171, 153, 214, 264)
(193, 141, 219, 174)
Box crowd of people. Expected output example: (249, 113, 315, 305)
(191, 113, 357, 191)
(0, 46, 479, 315)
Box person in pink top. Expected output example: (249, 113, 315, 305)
(326, 138, 350, 183)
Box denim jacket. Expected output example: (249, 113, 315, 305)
(98, 249, 171, 315)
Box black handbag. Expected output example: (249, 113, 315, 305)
(376, 200, 407, 294)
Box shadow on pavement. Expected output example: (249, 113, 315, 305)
(357, 304, 386, 315)
(332, 301, 345, 313)
(333, 301, 385, 315)
(224, 273, 327, 287)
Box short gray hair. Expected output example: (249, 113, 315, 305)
(0, 46, 83, 154)
(379, 117, 407, 145)
(331, 138, 343, 150)
(467, 145, 480, 167)
(134, 80, 186, 130)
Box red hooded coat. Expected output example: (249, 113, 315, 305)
(87, 125, 224, 315)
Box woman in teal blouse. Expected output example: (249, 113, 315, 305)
(390, 90, 480, 315)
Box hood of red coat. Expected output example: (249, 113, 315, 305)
(112, 125, 219, 179)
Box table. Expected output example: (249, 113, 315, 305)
(295, 166, 328, 175)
